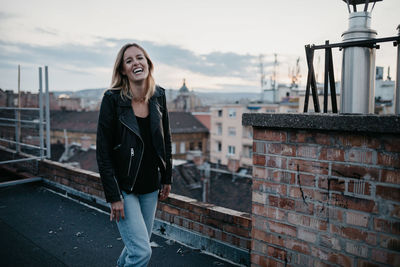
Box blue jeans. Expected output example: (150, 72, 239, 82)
(116, 190, 158, 267)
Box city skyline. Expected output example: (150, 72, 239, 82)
(0, 0, 399, 93)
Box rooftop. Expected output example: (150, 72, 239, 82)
(0, 177, 238, 267)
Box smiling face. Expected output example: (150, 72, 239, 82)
(121, 46, 149, 83)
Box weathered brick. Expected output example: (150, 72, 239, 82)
(319, 147, 345, 161)
(252, 191, 267, 205)
(348, 180, 371, 196)
(253, 166, 267, 179)
(331, 163, 379, 180)
(272, 170, 296, 184)
(255, 180, 287, 195)
(391, 204, 400, 219)
(376, 185, 400, 202)
(311, 247, 329, 261)
(381, 169, 400, 184)
(330, 193, 376, 213)
(347, 148, 374, 164)
(345, 211, 369, 228)
(378, 152, 400, 168)
(285, 238, 311, 254)
(289, 131, 331, 145)
(379, 234, 400, 252)
(254, 129, 287, 142)
(288, 159, 329, 175)
(327, 253, 353, 267)
(295, 200, 314, 215)
(265, 155, 287, 169)
(252, 239, 268, 254)
(338, 134, 380, 149)
(320, 234, 341, 251)
(288, 213, 327, 231)
(332, 226, 376, 245)
(382, 135, 400, 152)
(253, 155, 266, 166)
(268, 246, 287, 262)
(297, 145, 318, 159)
(268, 221, 297, 237)
(298, 228, 317, 243)
(357, 259, 380, 267)
(372, 248, 400, 265)
(266, 143, 296, 156)
(252, 204, 285, 220)
(374, 217, 392, 233)
(345, 242, 369, 258)
(298, 174, 316, 187)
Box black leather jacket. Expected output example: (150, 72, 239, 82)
(96, 86, 172, 203)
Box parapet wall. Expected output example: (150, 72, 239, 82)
(243, 113, 400, 267)
(0, 147, 251, 265)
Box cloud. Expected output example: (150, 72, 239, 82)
(0, 11, 16, 20)
(0, 37, 277, 91)
(35, 27, 58, 36)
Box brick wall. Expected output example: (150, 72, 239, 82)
(246, 114, 400, 267)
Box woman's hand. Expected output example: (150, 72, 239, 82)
(159, 184, 171, 200)
(110, 200, 125, 222)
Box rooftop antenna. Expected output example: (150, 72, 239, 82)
(387, 66, 391, 81)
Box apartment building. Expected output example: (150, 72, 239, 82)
(210, 100, 299, 169)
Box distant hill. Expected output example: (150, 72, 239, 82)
(55, 88, 261, 105)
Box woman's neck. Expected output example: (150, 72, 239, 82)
(129, 80, 146, 102)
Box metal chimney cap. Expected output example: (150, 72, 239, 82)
(342, 0, 382, 5)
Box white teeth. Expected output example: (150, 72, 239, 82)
(133, 68, 143, 74)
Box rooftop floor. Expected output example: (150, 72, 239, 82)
(0, 181, 237, 267)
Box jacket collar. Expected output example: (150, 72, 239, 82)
(117, 85, 163, 138)
(117, 85, 163, 107)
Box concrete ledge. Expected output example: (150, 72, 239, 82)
(153, 220, 249, 266)
(242, 113, 400, 134)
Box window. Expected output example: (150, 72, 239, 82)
(198, 142, 202, 150)
(242, 126, 253, 138)
(180, 142, 185, 153)
(243, 145, 252, 158)
(217, 123, 222, 135)
(228, 109, 236, 118)
(189, 142, 195, 150)
(218, 110, 223, 117)
(228, 145, 235, 155)
(172, 142, 176, 154)
(228, 127, 236, 136)
(217, 142, 222, 152)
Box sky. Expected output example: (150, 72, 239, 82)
(0, 0, 399, 93)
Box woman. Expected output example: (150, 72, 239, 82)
(96, 43, 172, 267)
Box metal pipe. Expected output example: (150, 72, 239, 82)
(0, 107, 40, 111)
(0, 137, 48, 150)
(396, 25, 400, 114)
(340, 11, 377, 114)
(0, 157, 45, 165)
(14, 109, 20, 152)
(45, 66, 51, 159)
(17, 65, 21, 153)
(39, 67, 44, 158)
(0, 118, 45, 124)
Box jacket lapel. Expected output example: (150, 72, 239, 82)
(118, 96, 141, 138)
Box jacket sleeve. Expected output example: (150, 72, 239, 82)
(96, 92, 122, 203)
(161, 92, 173, 184)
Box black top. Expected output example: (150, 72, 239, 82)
(131, 115, 161, 194)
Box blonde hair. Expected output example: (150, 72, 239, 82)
(110, 43, 155, 101)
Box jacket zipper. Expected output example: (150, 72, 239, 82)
(127, 148, 134, 176)
(119, 119, 144, 191)
(113, 176, 122, 198)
